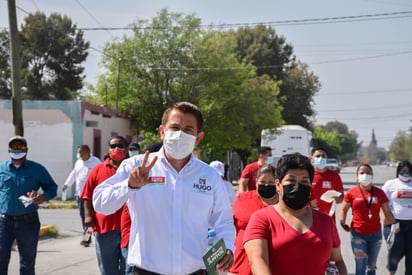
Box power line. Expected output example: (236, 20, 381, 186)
(77, 10, 412, 31)
(318, 102, 412, 112)
(317, 88, 411, 96)
(74, 0, 113, 37)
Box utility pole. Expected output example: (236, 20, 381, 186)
(7, 0, 24, 136)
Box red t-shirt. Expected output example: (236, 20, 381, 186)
(120, 204, 131, 248)
(80, 158, 123, 234)
(240, 162, 260, 191)
(230, 191, 266, 275)
(343, 186, 389, 234)
(310, 169, 343, 214)
(244, 207, 340, 275)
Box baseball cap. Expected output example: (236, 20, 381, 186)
(8, 135, 27, 147)
(128, 142, 140, 151)
(209, 160, 225, 177)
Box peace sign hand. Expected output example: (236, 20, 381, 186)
(128, 151, 158, 189)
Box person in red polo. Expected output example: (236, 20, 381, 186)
(238, 146, 273, 193)
(81, 136, 128, 275)
(309, 147, 344, 218)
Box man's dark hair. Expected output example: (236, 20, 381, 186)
(146, 142, 163, 153)
(78, 145, 91, 154)
(108, 136, 127, 146)
(162, 102, 204, 132)
(396, 160, 412, 177)
(275, 153, 314, 182)
(258, 146, 272, 155)
(311, 147, 327, 155)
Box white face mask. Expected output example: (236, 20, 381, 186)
(9, 152, 27, 160)
(76, 153, 81, 159)
(358, 173, 373, 186)
(163, 130, 196, 160)
(399, 174, 411, 182)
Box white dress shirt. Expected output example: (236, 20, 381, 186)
(64, 155, 101, 196)
(93, 148, 235, 275)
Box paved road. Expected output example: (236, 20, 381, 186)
(8, 165, 405, 274)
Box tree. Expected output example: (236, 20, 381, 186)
(312, 121, 359, 162)
(234, 25, 319, 129)
(389, 130, 410, 161)
(0, 12, 89, 100)
(0, 31, 11, 98)
(89, 9, 283, 160)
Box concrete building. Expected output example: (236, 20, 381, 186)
(0, 99, 135, 198)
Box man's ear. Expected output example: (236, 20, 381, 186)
(195, 131, 204, 146)
(159, 125, 165, 139)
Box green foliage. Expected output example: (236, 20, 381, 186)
(0, 12, 89, 100)
(389, 130, 410, 161)
(234, 25, 319, 130)
(93, 9, 284, 157)
(312, 121, 359, 162)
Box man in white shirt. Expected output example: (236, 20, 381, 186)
(93, 102, 235, 275)
(62, 144, 100, 245)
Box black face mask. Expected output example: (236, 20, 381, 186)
(257, 185, 277, 199)
(282, 183, 311, 210)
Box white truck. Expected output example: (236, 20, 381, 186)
(261, 125, 312, 165)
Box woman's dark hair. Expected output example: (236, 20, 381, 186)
(396, 160, 412, 177)
(256, 165, 276, 180)
(356, 163, 373, 175)
(275, 153, 314, 182)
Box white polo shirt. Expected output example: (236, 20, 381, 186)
(64, 155, 101, 196)
(93, 148, 235, 275)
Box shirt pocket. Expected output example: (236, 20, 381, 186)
(0, 174, 14, 189)
(187, 191, 213, 222)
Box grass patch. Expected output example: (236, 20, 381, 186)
(40, 199, 77, 209)
(40, 225, 59, 237)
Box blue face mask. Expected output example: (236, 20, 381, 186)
(314, 157, 327, 169)
(129, 150, 139, 157)
(266, 156, 273, 165)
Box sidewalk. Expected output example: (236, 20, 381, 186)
(9, 234, 99, 275)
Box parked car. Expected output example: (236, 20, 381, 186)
(326, 158, 341, 173)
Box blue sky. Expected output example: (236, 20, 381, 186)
(1, 0, 412, 150)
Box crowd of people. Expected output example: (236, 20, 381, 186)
(1, 101, 411, 275)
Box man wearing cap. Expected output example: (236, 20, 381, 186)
(128, 142, 141, 157)
(209, 160, 236, 204)
(0, 136, 57, 275)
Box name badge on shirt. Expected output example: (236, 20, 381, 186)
(148, 176, 166, 185)
(322, 181, 332, 189)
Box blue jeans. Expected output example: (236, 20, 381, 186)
(384, 220, 412, 275)
(0, 212, 40, 275)
(350, 230, 382, 275)
(76, 196, 86, 233)
(95, 230, 124, 275)
(121, 246, 134, 275)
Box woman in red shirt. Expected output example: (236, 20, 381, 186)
(339, 163, 396, 275)
(230, 165, 278, 275)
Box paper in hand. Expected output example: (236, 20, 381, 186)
(386, 222, 399, 250)
(320, 190, 341, 216)
(19, 195, 34, 208)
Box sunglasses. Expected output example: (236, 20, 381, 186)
(109, 143, 125, 149)
(9, 144, 27, 150)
